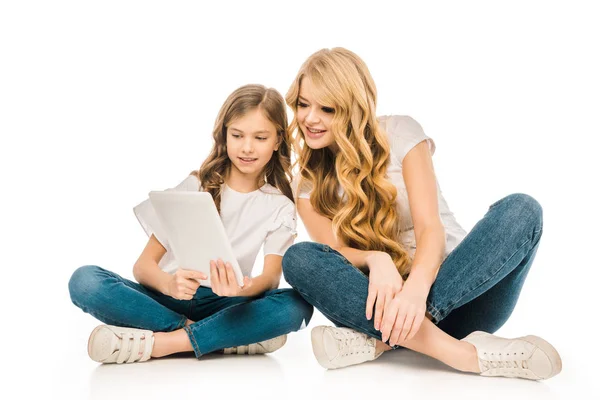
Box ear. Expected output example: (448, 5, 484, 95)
(274, 134, 282, 151)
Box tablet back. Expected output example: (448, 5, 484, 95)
(148, 191, 244, 287)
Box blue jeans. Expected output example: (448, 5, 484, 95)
(282, 193, 543, 343)
(69, 266, 313, 357)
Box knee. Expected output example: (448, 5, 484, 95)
(493, 193, 543, 240)
(282, 242, 323, 288)
(68, 265, 104, 306)
(507, 193, 543, 233)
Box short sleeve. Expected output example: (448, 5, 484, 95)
(385, 115, 436, 165)
(263, 202, 298, 256)
(292, 173, 313, 199)
(133, 174, 200, 248)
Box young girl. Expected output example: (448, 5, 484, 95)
(69, 84, 313, 364)
(281, 48, 562, 380)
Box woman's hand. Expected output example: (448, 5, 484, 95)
(380, 279, 429, 346)
(365, 252, 404, 331)
(210, 259, 252, 297)
(166, 269, 207, 300)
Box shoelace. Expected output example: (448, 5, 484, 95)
(335, 330, 372, 357)
(115, 332, 147, 364)
(482, 359, 529, 371)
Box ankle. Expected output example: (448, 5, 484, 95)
(375, 340, 392, 355)
(459, 342, 481, 373)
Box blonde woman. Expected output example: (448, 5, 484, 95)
(281, 48, 562, 380)
(69, 84, 313, 364)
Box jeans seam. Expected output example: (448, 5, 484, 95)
(425, 301, 442, 323)
(184, 325, 203, 358)
(437, 237, 533, 320)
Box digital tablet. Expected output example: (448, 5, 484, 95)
(148, 191, 244, 288)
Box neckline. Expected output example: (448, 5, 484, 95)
(224, 182, 268, 195)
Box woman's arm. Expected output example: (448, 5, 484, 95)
(402, 140, 446, 291)
(296, 199, 383, 268)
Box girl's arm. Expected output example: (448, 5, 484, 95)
(132, 234, 173, 294)
(133, 235, 171, 294)
(134, 235, 205, 300)
(241, 254, 282, 297)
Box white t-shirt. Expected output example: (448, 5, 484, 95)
(293, 115, 467, 261)
(134, 174, 297, 277)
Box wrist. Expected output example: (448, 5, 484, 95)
(159, 272, 173, 296)
(406, 268, 434, 292)
(364, 251, 391, 267)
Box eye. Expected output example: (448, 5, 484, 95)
(297, 101, 308, 108)
(231, 134, 241, 138)
(322, 106, 335, 114)
(257, 137, 267, 141)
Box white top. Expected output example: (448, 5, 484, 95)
(293, 115, 467, 261)
(134, 175, 297, 276)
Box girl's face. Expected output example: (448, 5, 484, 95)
(297, 78, 338, 153)
(226, 108, 280, 180)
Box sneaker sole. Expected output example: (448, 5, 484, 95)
(311, 327, 337, 369)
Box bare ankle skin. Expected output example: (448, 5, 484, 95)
(375, 340, 392, 355)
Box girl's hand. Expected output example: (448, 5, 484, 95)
(167, 269, 207, 300)
(210, 259, 252, 297)
(365, 252, 404, 331)
(380, 280, 428, 346)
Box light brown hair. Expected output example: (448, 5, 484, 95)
(192, 84, 293, 212)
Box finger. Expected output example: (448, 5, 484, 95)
(181, 278, 200, 292)
(366, 285, 377, 320)
(388, 315, 404, 346)
(210, 261, 221, 294)
(389, 307, 407, 346)
(180, 269, 207, 280)
(243, 276, 252, 288)
(400, 313, 415, 343)
(380, 299, 398, 343)
(217, 259, 228, 285)
(374, 291, 386, 331)
(225, 263, 238, 288)
(407, 311, 426, 341)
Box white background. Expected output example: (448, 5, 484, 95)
(1, 1, 598, 399)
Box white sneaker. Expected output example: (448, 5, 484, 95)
(311, 326, 382, 369)
(461, 331, 562, 380)
(87, 325, 154, 364)
(222, 334, 287, 355)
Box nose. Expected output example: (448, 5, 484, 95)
(242, 137, 254, 154)
(305, 107, 320, 124)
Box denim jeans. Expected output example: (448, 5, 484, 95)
(69, 266, 313, 357)
(281, 193, 543, 343)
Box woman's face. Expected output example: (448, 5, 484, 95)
(297, 78, 338, 153)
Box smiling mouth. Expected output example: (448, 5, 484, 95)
(307, 127, 326, 134)
(239, 157, 258, 163)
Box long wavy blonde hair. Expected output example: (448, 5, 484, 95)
(286, 48, 412, 278)
(191, 84, 293, 213)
